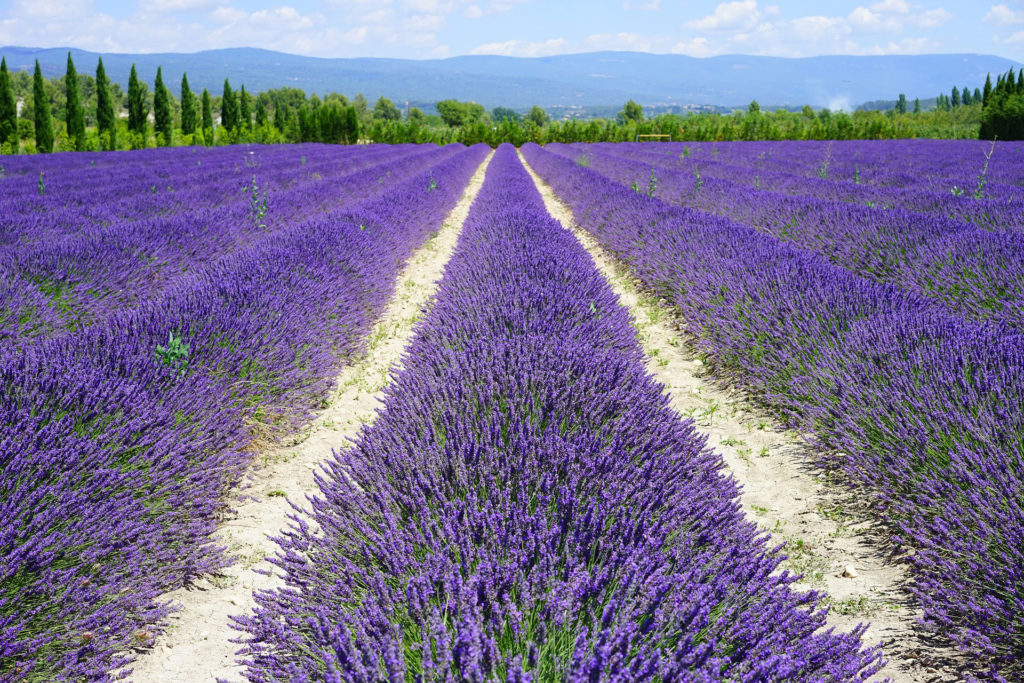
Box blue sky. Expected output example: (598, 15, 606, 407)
(1, 0, 1023, 61)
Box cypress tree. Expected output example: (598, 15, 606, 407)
(896, 93, 906, 114)
(127, 64, 149, 143)
(983, 73, 993, 107)
(344, 105, 359, 144)
(180, 73, 196, 137)
(974, 87, 982, 103)
(913, 98, 921, 114)
(1018, 70, 1024, 93)
(221, 79, 237, 131)
(239, 84, 251, 131)
(33, 60, 54, 153)
(255, 99, 267, 127)
(951, 86, 960, 108)
(65, 53, 86, 150)
(201, 88, 213, 144)
(961, 86, 971, 106)
(96, 57, 115, 149)
(153, 66, 171, 146)
(0, 57, 17, 151)
(274, 101, 288, 130)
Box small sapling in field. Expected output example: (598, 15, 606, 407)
(249, 175, 269, 229)
(155, 332, 190, 377)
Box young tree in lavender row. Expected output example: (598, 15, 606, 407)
(239, 84, 251, 132)
(64, 53, 86, 150)
(96, 57, 115, 150)
(180, 73, 196, 138)
(153, 66, 172, 146)
(0, 57, 16, 151)
(33, 60, 53, 153)
(221, 79, 237, 132)
(201, 87, 213, 145)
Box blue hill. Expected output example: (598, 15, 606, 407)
(2, 46, 1020, 110)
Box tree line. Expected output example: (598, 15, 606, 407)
(0, 53, 991, 154)
(979, 68, 1024, 140)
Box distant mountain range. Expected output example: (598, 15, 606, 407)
(2, 46, 1021, 111)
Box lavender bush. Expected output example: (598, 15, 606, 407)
(543, 142, 1024, 332)
(522, 142, 1024, 678)
(0, 143, 489, 680)
(235, 144, 882, 682)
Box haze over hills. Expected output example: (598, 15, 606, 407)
(3, 45, 1021, 111)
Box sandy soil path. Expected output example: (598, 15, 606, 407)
(130, 152, 493, 682)
(521, 151, 966, 683)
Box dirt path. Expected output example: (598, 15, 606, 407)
(130, 152, 493, 682)
(521, 152, 966, 683)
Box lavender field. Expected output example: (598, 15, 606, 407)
(1, 139, 1022, 681)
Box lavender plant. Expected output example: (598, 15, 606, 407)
(523, 141, 1024, 678)
(0, 142, 489, 680)
(235, 145, 883, 681)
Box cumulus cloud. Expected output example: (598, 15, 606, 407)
(985, 4, 1024, 25)
(685, 0, 761, 31)
(470, 38, 569, 56)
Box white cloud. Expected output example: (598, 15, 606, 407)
(985, 4, 1024, 25)
(470, 38, 569, 56)
(463, 5, 484, 18)
(685, 0, 761, 31)
(584, 32, 659, 51)
(1006, 29, 1024, 43)
(671, 36, 712, 56)
(149, 0, 219, 11)
(909, 8, 951, 28)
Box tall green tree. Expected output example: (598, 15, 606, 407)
(619, 99, 643, 124)
(95, 57, 115, 149)
(153, 66, 171, 146)
(374, 96, 401, 121)
(961, 85, 972, 106)
(951, 86, 961, 107)
(344, 106, 359, 144)
(983, 73, 993, 107)
(127, 64, 149, 144)
(180, 73, 196, 137)
(201, 88, 213, 144)
(0, 57, 17, 151)
(255, 100, 267, 127)
(65, 53, 86, 150)
(32, 60, 54, 153)
(221, 79, 237, 131)
(238, 84, 251, 131)
(913, 98, 921, 114)
(527, 105, 549, 127)
(896, 93, 907, 114)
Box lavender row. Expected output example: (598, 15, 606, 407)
(0, 144, 419, 239)
(606, 140, 1024, 204)
(235, 145, 882, 682)
(0, 143, 489, 681)
(547, 143, 1024, 333)
(596, 141, 1024, 232)
(522, 142, 1024, 678)
(0, 144, 459, 345)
